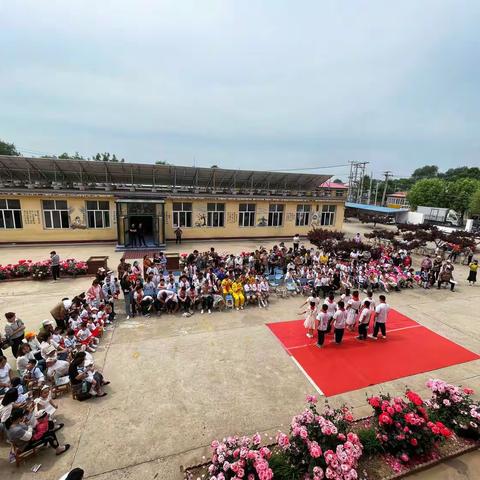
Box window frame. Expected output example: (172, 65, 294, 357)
(238, 203, 256, 227)
(295, 204, 311, 227)
(320, 204, 336, 226)
(42, 200, 70, 229)
(207, 203, 225, 228)
(268, 204, 284, 227)
(86, 201, 111, 229)
(0, 199, 23, 229)
(172, 202, 192, 228)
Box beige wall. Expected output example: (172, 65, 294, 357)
(164, 198, 344, 240)
(0, 194, 117, 243)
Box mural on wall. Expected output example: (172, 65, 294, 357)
(256, 204, 268, 227)
(70, 206, 87, 229)
(227, 212, 237, 224)
(310, 212, 321, 227)
(194, 203, 207, 227)
(23, 210, 41, 225)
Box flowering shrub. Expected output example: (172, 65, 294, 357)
(207, 434, 273, 480)
(276, 395, 362, 480)
(0, 258, 88, 281)
(426, 379, 480, 439)
(367, 390, 452, 462)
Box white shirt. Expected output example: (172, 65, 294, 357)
(325, 299, 337, 317)
(316, 312, 329, 331)
(333, 309, 347, 329)
(375, 303, 390, 323)
(358, 308, 371, 325)
(0, 362, 12, 386)
(307, 296, 320, 306)
(362, 297, 376, 311)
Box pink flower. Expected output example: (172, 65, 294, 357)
(400, 453, 409, 462)
(306, 394, 318, 403)
(309, 441, 322, 458)
(252, 433, 261, 445)
(277, 432, 290, 448)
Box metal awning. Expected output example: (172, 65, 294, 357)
(0, 156, 331, 191)
(345, 202, 410, 215)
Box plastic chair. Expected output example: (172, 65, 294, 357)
(225, 294, 234, 310)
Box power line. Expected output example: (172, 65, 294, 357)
(269, 163, 350, 172)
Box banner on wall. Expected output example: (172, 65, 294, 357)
(256, 204, 268, 227)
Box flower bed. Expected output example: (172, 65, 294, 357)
(0, 258, 88, 281)
(184, 380, 480, 480)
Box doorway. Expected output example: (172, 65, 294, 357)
(127, 215, 154, 247)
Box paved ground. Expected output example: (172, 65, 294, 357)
(0, 222, 479, 479)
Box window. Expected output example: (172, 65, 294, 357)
(42, 200, 69, 229)
(336, 189, 345, 197)
(0, 199, 22, 229)
(239, 203, 256, 227)
(173, 202, 192, 227)
(295, 204, 311, 226)
(268, 204, 284, 227)
(86, 201, 110, 228)
(207, 203, 225, 227)
(320, 205, 336, 226)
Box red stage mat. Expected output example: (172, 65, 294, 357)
(267, 309, 479, 397)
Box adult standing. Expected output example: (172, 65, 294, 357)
(438, 261, 455, 292)
(4, 312, 25, 358)
(128, 223, 138, 247)
(50, 251, 60, 281)
(175, 226, 183, 244)
(371, 294, 389, 340)
(0, 354, 14, 394)
(467, 260, 478, 286)
(293, 234, 300, 252)
(137, 222, 147, 247)
(431, 256, 443, 284)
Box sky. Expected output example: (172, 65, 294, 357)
(1, 0, 480, 181)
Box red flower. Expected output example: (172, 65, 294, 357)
(379, 413, 393, 425)
(410, 438, 418, 446)
(440, 427, 452, 438)
(463, 387, 474, 395)
(406, 390, 423, 406)
(368, 397, 381, 408)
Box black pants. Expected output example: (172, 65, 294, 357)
(334, 328, 344, 344)
(358, 323, 368, 340)
(129, 234, 138, 246)
(293, 243, 299, 252)
(326, 317, 333, 333)
(317, 330, 326, 346)
(11, 334, 25, 358)
(373, 322, 386, 337)
(176, 236, 182, 244)
(137, 234, 147, 246)
(202, 295, 213, 310)
(51, 265, 60, 280)
(438, 280, 455, 291)
(179, 298, 191, 312)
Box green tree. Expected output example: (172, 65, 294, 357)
(93, 152, 125, 162)
(446, 179, 480, 216)
(470, 190, 480, 214)
(0, 139, 20, 156)
(155, 160, 171, 165)
(412, 165, 438, 180)
(407, 178, 447, 209)
(441, 166, 480, 182)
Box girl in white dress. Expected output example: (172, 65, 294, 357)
(346, 290, 362, 331)
(299, 301, 318, 338)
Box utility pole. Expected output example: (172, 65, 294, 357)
(367, 173, 373, 204)
(347, 161, 369, 203)
(381, 171, 392, 206)
(374, 182, 379, 205)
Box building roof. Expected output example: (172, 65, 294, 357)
(0, 156, 331, 192)
(345, 202, 410, 214)
(320, 181, 348, 189)
(387, 191, 407, 198)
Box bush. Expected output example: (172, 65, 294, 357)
(357, 427, 383, 455)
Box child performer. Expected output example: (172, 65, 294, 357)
(345, 290, 361, 331)
(332, 300, 347, 344)
(356, 300, 371, 340)
(299, 301, 318, 338)
(324, 292, 337, 333)
(316, 304, 329, 348)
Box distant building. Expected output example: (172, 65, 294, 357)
(0, 156, 346, 248)
(386, 192, 409, 209)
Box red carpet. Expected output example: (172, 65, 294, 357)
(267, 309, 479, 397)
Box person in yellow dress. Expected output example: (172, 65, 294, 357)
(231, 277, 245, 310)
(221, 275, 233, 297)
(467, 260, 478, 286)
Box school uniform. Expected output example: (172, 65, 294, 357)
(373, 302, 390, 338)
(324, 299, 337, 332)
(357, 307, 371, 340)
(316, 311, 329, 346)
(333, 309, 347, 344)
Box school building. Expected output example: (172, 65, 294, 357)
(0, 156, 346, 248)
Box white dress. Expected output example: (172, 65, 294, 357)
(346, 299, 361, 326)
(304, 307, 317, 329)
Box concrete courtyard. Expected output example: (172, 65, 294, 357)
(0, 225, 479, 480)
